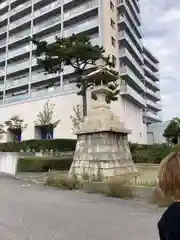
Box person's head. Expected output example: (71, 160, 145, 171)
(158, 152, 180, 200)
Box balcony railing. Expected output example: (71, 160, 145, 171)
(9, 14, 31, 30)
(31, 71, 58, 83)
(119, 30, 143, 64)
(8, 44, 31, 59)
(9, 28, 31, 44)
(63, 0, 98, 21)
(118, 14, 142, 52)
(5, 93, 29, 104)
(146, 99, 161, 111)
(121, 84, 146, 107)
(31, 85, 61, 99)
(146, 88, 161, 101)
(10, 1, 31, 16)
(117, 0, 142, 38)
(143, 111, 161, 123)
(34, 0, 62, 18)
(33, 15, 61, 34)
(144, 54, 159, 72)
(144, 65, 160, 81)
(120, 65, 145, 92)
(145, 76, 160, 91)
(63, 17, 99, 37)
(119, 48, 144, 77)
(7, 60, 30, 74)
(6, 75, 29, 89)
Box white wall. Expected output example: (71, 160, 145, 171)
(0, 152, 18, 175)
(0, 93, 147, 144)
(147, 121, 169, 144)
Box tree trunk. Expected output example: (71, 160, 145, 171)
(82, 91, 87, 118)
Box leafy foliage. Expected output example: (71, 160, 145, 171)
(70, 104, 83, 131)
(163, 118, 180, 144)
(35, 100, 60, 129)
(4, 116, 27, 142)
(32, 33, 120, 117)
(0, 139, 76, 152)
(0, 124, 6, 140)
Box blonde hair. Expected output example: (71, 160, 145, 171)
(158, 152, 180, 200)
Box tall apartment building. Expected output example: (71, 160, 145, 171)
(0, 0, 161, 143)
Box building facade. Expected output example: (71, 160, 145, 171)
(147, 121, 169, 145)
(0, 0, 161, 143)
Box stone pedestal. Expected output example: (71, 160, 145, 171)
(69, 68, 137, 180)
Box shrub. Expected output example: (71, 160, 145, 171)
(17, 157, 73, 172)
(130, 143, 173, 164)
(104, 177, 135, 199)
(45, 176, 77, 190)
(0, 138, 77, 152)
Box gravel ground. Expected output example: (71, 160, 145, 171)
(0, 173, 163, 240)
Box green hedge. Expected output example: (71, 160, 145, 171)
(17, 157, 73, 172)
(130, 143, 180, 164)
(0, 139, 77, 152)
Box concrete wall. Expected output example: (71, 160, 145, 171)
(0, 92, 147, 144)
(147, 121, 169, 145)
(0, 152, 18, 175)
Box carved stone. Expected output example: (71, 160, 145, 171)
(69, 68, 137, 180)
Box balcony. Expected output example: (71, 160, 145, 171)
(33, 15, 61, 34)
(145, 76, 160, 91)
(5, 92, 29, 104)
(8, 28, 31, 45)
(63, 0, 98, 21)
(0, 52, 6, 63)
(143, 111, 161, 123)
(31, 85, 61, 99)
(63, 17, 99, 37)
(118, 14, 142, 52)
(143, 54, 159, 72)
(0, 1, 8, 10)
(9, 14, 31, 31)
(146, 99, 161, 112)
(146, 88, 161, 101)
(31, 71, 58, 83)
(34, 0, 62, 18)
(144, 65, 160, 82)
(120, 66, 145, 92)
(121, 84, 146, 108)
(63, 0, 73, 4)
(8, 44, 31, 59)
(0, 38, 7, 48)
(7, 59, 30, 74)
(117, 0, 142, 38)
(10, 1, 31, 16)
(0, 25, 7, 35)
(126, 0, 141, 25)
(119, 30, 143, 64)
(6, 74, 29, 89)
(119, 48, 144, 78)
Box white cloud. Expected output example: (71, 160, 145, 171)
(141, 0, 180, 120)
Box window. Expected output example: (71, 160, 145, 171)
(111, 37, 116, 47)
(111, 18, 115, 29)
(110, 1, 114, 11)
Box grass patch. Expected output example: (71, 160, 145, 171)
(104, 177, 135, 199)
(45, 176, 77, 190)
(45, 175, 136, 199)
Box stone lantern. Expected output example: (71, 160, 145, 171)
(69, 67, 137, 181)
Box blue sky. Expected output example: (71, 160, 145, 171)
(140, 0, 180, 120)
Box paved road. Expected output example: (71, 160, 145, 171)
(0, 174, 162, 240)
